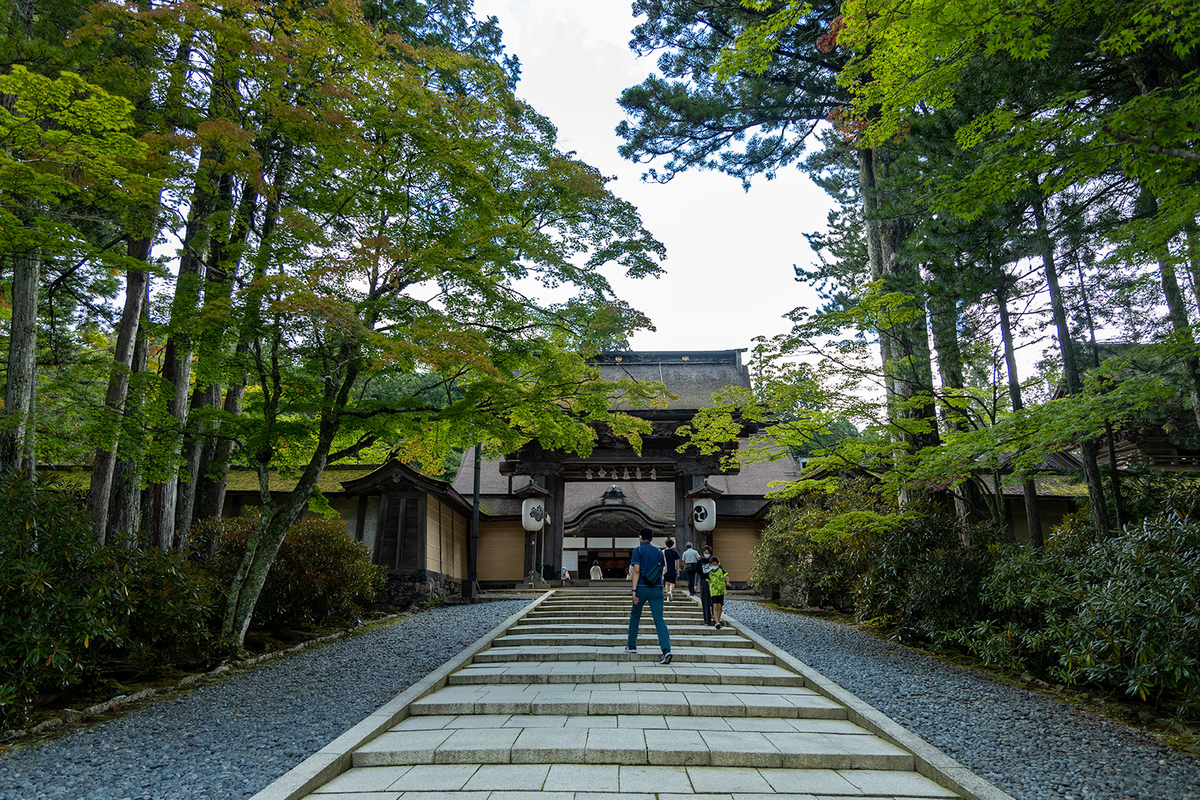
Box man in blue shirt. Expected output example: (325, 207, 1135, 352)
(625, 528, 672, 665)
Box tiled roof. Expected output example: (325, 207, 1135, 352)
(42, 465, 383, 494)
(596, 351, 751, 411)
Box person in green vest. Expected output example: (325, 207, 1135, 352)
(706, 555, 729, 630)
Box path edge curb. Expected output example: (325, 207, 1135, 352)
(725, 608, 1018, 800)
(248, 591, 555, 800)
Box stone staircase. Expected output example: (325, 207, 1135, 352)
(298, 589, 965, 798)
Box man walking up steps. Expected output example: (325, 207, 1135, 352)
(625, 528, 672, 665)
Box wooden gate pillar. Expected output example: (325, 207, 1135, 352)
(674, 475, 693, 546)
(546, 473, 566, 580)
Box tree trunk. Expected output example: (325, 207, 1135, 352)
(1030, 188, 1109, 536)
(109, 288, 152, 547)
(1, 250, 39, 474)
(177, 181, 256, 534)
(88, 238, 151, 540)
(199, 153, 290, 521)
(1157, 252, 1200, 432)
(996, 279, 1044, 547)
(152, 184, 216, 548)
(1184, 220, 1200, 319)
(1075, 260, 1125, 530)
(220, 353, 360, 650)
(872, 149, 940, 456)
(929, 289, 985, 525)
(858, 147, 895, 400)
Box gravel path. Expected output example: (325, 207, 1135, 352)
(0, 599, 530, 800)
(727, 598, 1200, 800)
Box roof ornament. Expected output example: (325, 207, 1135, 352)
(603, 484, 626, 500)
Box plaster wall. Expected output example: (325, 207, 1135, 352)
(425, 495, 467, 580)
(360, 496, 380, 552)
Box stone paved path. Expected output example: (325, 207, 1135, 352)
(285, 589, 983, 800)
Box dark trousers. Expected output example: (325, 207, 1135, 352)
(686, 564, 698, 595)
(699, 577, 713, 625)
(628, 585, 671, 653)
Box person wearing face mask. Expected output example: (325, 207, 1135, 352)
(698, 544, 715, 626)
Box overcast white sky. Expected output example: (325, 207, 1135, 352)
(472, 0, 831, 354)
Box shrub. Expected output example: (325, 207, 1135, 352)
(0, 473, 129, 728)
(1059, 511, 1200, 718)
(200, 513, 385, 631)
(949, 543, 1081, 673)
(751, 478, 894, 610)
(955, 506, 1200, 719)
(851, 511, 999, 645)
(0, 473, 215, 729)
(113, 546, 216, 663)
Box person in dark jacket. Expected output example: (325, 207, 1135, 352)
(698, 544, 715, 626)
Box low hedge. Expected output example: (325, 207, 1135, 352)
(1, 475, 385, 731)
(754, 490, 1200, 720)
(195, 513, 385, 630)
(0, 473, 215, 730)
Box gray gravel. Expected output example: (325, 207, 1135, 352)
(727, 597, 1200, 800)
(0, 599, 530, 800)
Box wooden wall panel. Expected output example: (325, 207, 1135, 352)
(712, 523, 762, 582)
(478, 521, 526, 582)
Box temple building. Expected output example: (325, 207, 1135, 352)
(222, 350, 795, 594)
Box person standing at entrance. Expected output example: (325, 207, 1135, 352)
(625, 528, 672, 665)
(698, 544, 715, 626)
(590, 560, 603, 580)
(662, 538, 681, 603)
(681, 542, 700, 596)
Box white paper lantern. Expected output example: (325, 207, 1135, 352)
(522, 497, 547, 531)
(692, 498, 716, 532)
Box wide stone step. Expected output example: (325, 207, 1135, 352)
(473, 646, 773, 665)
(510, 623, 733, 636)
(533, 599, 701, 606)
(309, 763, 958, 797)
(525, 614, 700, 623)
(449, 661, 804, 687)
(408, 685, 845, 719)
(352, 719, 911, 770)
(284, 588, 971, 800)
(497, 633, 753, 648)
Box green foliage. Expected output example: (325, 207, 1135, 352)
(0, 473, 126, 728)
(108, 546, 216, 665)
(1061, 512, 1200, 715)
(750, 478, 898, 609)
(199, 514, 385, 630)
(0, 474, 214, 730)
(954, 507, 1200, 719)
(850, 512, 1000, 644)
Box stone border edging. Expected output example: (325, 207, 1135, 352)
(723, 609, 1017, 800)
(248, 590, 555, 800)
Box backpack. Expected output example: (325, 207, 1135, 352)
(639, 546, 664, 587)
